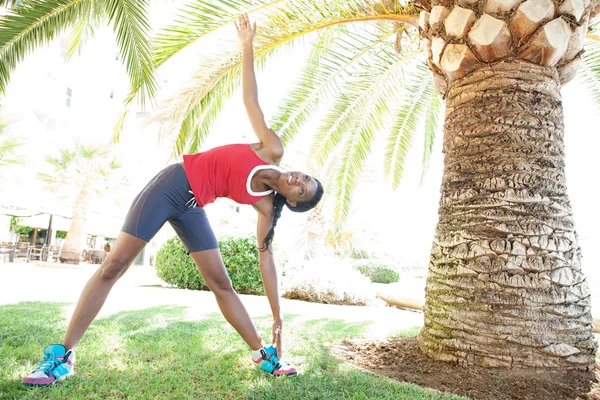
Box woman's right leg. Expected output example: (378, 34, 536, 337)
(64, 164, 186, 349)
(63, 231, 147, 349)
(23, 163, 190, 386)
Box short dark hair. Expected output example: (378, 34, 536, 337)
(260, 178, 324, 251)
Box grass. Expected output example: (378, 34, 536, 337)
(0, 302, 467, 400)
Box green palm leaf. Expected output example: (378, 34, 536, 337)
(104, 0, 155, 107)
(0, 0, 89, 96)
(272, 25, 401, 146)
(310, 27, 410, 166)
(64, 0, 105, 59)
(115, 0, 282, 142)
(155, 46, 279, 157)
(420, 86, 443, 184)
(143, 0, 418, 153)
(0, 0, 154, 108)
(580, 25, 600, 113)
(153, 0, 277, 69)
(316, 36, 422, 223)
(384, 59, 433, 190)
(0, 123, 24, 166)
(270, 26, 341, 146)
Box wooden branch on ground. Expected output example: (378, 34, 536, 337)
(376, 293, 424, 311)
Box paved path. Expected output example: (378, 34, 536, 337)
(1, 261, 596, 342)
(0, 261, 423, 340)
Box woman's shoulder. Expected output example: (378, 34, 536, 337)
(250, 142, 283, 165)
(252, 193, 275, 215)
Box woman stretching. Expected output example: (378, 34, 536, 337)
(22, 14, 324, 386)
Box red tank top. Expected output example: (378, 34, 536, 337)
(183, 144, 272, 207)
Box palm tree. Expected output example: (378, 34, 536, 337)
(0, 121, 23, 167)
(142, 0, 600, 371)
(38, 143, 125, 264)
(3, 0, 599, 370)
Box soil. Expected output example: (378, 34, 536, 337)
(332, 338, 600, 400)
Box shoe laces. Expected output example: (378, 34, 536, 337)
(35, 352, 60, 373)
(264, 352, 283, 370)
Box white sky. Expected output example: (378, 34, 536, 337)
(0, 3, 598, 283)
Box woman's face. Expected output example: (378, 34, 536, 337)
(277, 171, 318, 206)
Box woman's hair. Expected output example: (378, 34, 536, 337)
(260, 177, 324, 252)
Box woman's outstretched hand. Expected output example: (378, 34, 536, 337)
(235, 13, 256, 45)
(272, 318, 283, 358)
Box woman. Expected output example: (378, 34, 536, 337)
(22, 14, 324, 386)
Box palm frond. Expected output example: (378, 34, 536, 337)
(114, 0, 280, 142)
(0, 0, 36, 8)
(309, 28, 411, 166)
(77, 143, 107, 159)
(153, 0, 277, 69)
(0, 0, 88, 96)
(420, 86, 443, 184)
(270, 26, 341, 145)
(580, 26, 600, 113)
(272, 25, 400, 146)
(103, 0, 155, 107)
(0, 133, 24, 166)
(146, 0, 418, 154)
(384, 59, 433, 190)
(316, 38, 422, 224)
(37, 172, 59, 186)
(65, 0, 105, 59)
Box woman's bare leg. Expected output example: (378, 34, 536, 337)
(190, 249, 264, 350)
(63, 232, 147, 349)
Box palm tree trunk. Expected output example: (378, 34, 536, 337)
(60, 187, 90, 264)
(418, 61, 597, 370)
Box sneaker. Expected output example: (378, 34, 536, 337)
(22, 344, 75, 387)
(254, 345, 297, 376)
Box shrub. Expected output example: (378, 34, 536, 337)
(355, 264, 400, 284)
(283, 257, 374, 306)
(155, 236, 264, 295)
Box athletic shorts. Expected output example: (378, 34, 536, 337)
(121, 163, 219, 253)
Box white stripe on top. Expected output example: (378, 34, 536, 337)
(246, 164, 283, 197)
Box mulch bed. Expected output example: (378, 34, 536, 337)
(332, 338, 599, 400)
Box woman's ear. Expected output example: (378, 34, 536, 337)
(286, 199, 297, 207)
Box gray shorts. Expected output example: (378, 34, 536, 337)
(121, 163, 218, 253)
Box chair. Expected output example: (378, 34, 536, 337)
(1, 243, 15, 262)
(29, 246, 47, 262)
(89, 250, 107, 264)
(11, 242, 31, 262)
(46, 245, 60, 262)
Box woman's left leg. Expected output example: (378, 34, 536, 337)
(189, 249, 264, 351)
(172, 208, 296, 375)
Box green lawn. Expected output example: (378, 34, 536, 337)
(0, 302, 467, 400)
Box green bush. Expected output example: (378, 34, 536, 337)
(355, 264, 400, 284)
(155, 236, 264, 295)
(9, 217, 33, 236)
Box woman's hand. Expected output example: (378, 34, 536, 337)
(235, 13, 256, 45)
(272, 318, 283, 358)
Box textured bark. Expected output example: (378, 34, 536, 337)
(418, 61, 597, 370)
(418, 0, 589, 90)
(468, 14, 512, 62)
(59, 187, 90, 264)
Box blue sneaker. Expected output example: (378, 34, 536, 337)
(22, 344, 75, 387)
(254, 345, 297, 376)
